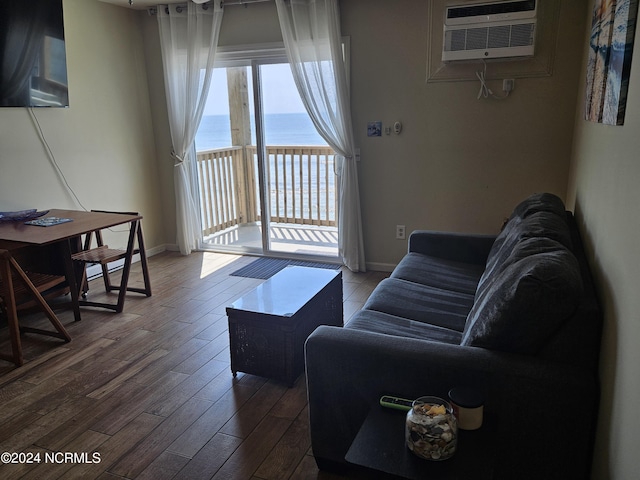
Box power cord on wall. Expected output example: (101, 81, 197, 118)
(476, 61, 511, 100)
(29, 108, 89, 211)
(28, 108, 130, 234)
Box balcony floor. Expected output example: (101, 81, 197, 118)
(202, 222, 339, 259)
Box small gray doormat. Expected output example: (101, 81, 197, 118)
(230, 257, 341, 279)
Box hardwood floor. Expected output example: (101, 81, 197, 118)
(0, 251, 388, 479)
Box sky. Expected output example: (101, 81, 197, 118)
(203, 63, 306, 116)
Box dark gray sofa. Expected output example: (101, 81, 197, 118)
(305, 193, 602, 479)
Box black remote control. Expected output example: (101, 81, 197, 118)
(379, 395, 414, 412)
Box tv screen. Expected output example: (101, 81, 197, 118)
(0, 0, 69, 107)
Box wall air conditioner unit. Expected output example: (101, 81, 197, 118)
(442, 0, 537, 62)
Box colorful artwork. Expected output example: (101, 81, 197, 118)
(585, 0, 639, 125)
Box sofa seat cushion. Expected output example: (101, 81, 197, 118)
(346, 310, 462, 344)
(462, 240, 583, 354)
(391, 252, 484, 296)
(363, 278, 473, 332)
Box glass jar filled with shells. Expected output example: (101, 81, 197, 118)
(405, 396, 457, 461)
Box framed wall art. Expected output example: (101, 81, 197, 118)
(585, 0, 639, 125)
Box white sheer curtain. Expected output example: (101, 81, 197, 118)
(157, 2, 223, 255)
(275, 0, 366, 272)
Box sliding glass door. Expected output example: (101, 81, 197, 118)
(195, 56, 338, 259)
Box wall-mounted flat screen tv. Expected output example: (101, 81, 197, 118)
(0, 0, 69, 107)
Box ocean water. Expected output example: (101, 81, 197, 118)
(196, 112, 328, 151)
(196, 112, 337, 222)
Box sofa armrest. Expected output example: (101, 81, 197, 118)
(408, 230, 496, 265)
(305, 326, 598, 479)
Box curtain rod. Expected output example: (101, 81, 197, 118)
(148, 0, 271, 14)
(221, 0, 271, 6)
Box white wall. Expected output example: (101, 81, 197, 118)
(0, 0, 164, 251)
(567, 1, 640, 478)
(340, 0, 588, 270)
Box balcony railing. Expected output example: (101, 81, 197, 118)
(197, 145, 337, 237)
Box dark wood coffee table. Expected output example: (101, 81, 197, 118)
(346, 407, 496, 479)
(226, 266, 342, 386)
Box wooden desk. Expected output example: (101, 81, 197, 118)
(0, 209, 142, 366)
(0, 209, 141, 246)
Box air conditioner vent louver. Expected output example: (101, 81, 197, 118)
(511, 23, 535, 46)
(488, 26, 510, 49)
(442, 0, 537, 62)
(444, 22, 535, 52)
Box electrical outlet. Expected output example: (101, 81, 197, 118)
(503, 78, 515, 93)
(396, 225, 406, 240)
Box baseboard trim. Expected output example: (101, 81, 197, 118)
(365, 262, 396, 273)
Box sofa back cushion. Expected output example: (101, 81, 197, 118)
(509, 192, 567, 220)
(486, 192, 570, 276)
(462, 238, 583, 354)
(479, 211, 573, 296)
